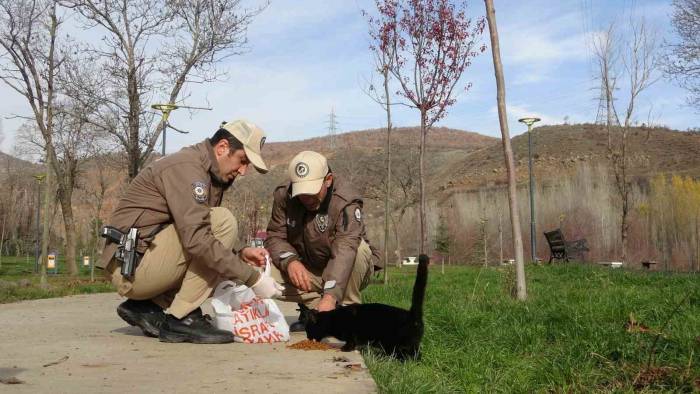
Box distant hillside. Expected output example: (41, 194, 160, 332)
(0, 151, 37, 173)
(264, 126, 498, 168)
(4, 123, 697, 270)
(435, 124, 700, 194)
(11, 123, 700, 246)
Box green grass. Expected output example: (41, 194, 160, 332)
(0, 255, 114, 303)
(363, 264, 700, 393)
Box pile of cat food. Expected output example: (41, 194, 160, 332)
(287, 339, 333, 351)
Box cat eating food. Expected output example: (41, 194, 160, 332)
(305, 254, 428, 360)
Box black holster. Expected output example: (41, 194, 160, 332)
(101, 226, 140, 279)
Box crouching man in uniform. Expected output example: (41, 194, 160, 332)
(98, 120, 283, 344)
(265, 151, 382, 331)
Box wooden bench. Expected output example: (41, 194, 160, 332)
(543, 229, 590, 263)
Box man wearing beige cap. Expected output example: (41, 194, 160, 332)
(99, 120, 283, 344)
(265, 151, 382, 331)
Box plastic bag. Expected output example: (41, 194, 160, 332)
(211, 259, 290, 343)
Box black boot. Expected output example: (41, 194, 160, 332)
(159, 309, 235, 344)
(117, 299, 165, 338)
(289, 303, 311, 332)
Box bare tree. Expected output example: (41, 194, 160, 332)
(665, 0, 700, 108)
(374, 0, 486, 255)
(75, 147, 109, 282)
(0, 0, 64, 282)
(483, 0, 526, 300)
(62, 0, 266, 180)
(17, 96, 106, 277)
(364, 2, 397, 283)
(0, 167, 21, 269)
(364, 142, 420, 267)
(0, 147, 39, 261)
(54, 103, 107, 276)
(592, 18, 659, 263)
(59, 0, 165, 179)
(146, 0, 265, 159)
(2, 3, 102, 277)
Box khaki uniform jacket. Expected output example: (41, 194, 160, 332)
(264, 178, 382, 301)
(99, 140, 260, 287)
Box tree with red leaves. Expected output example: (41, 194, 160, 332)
(368, 0, 486, 254)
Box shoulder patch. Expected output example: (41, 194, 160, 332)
(192, 181, 208, 203)
(354, 208, 362, 222)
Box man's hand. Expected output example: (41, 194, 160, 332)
(317, 294, 337, 312)
(287, 260, 312, 292)
(251, 275, 284, 299)
(240, 247, 268, 267)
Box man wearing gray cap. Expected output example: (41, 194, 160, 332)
(99, 120, 283, 344)
(265, 151, 382, 331)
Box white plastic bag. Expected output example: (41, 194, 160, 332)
(211, 259, 290, 343)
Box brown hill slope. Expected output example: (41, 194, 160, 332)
(435, 124, 700, 194)
(264, 126, 497, 168)
(0, 151, 37, 173)
(46, 124, 700, 243)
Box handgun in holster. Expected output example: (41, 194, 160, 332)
(101, 226, 139, 279)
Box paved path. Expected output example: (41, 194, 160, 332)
(0, 293, 376, 393)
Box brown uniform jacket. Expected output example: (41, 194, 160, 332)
(99, 140, 260, 287)
(264, 178, 382, 301)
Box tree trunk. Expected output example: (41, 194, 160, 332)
(484, 0, 527, 300)
(58, 185, 78, 276)
(392, 211, 404, 268)
(0, 215, 6, 269)
(695, 214, 699, 273)
(483, 225, 488, 266)
(383, 68, 393, 284)
(621, 191, 628, 263)
(419, 110, 428, 255)
(40, 150, 54, 286)
(499, 210, 503, 265)
(127, 65, 142, 180)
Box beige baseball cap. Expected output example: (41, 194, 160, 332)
(221, 120, 268, 174)
(288, 151, 329, 197)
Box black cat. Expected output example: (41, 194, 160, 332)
(305, 254, 428, 360)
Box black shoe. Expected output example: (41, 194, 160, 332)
(158, 309, 235, 344)
(117, 299, 165, 338)
(290, 303, 311, 333)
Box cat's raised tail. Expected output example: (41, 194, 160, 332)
(410, 254, 429, 320)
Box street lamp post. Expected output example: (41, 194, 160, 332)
(518, 117, 541, 262)
(151, 103, 212, 155)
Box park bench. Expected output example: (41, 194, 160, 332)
(641, 260, 657, 270)
(543, 228, 589, 263)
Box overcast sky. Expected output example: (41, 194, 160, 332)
(1, 0, 698, 156)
